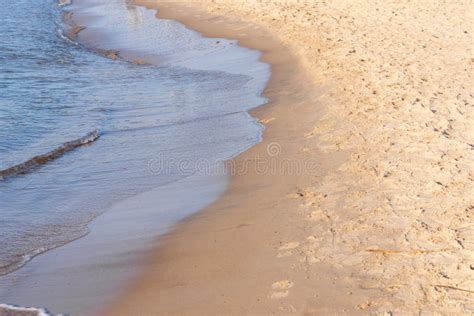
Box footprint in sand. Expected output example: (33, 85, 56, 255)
(307, 209, 328, 221)
(270, 280, 293, 299)
(277, 241, 300, 258)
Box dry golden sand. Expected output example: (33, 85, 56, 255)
(108, 0, 474, 314)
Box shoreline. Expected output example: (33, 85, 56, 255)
(103, 1, 360, 315)
(107, 0, 473, 315)
(1, 0, 471, 314)
(1, 1, 275, 315)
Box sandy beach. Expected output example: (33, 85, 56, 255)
(101, 0, 474, 315)
(2, 0, 469, 314)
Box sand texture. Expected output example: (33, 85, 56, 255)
(109, 1, 474, 314)
(183, 1, 474, 313)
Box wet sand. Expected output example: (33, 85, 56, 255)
(106, 0, 474, 315)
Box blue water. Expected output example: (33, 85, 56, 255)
(0, 0, 269, 284)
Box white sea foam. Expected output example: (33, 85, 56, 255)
(0, 303, 51, 316)
(57, 0, 71, 7)
(56, 28, 79, 46)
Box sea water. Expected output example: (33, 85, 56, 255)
(0, 0, 269, 314)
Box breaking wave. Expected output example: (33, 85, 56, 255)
(0, 130, 100, 180)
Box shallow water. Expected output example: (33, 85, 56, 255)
(0, 0, 269, 313)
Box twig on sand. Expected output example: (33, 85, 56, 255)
(434, 285, 474, 294)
